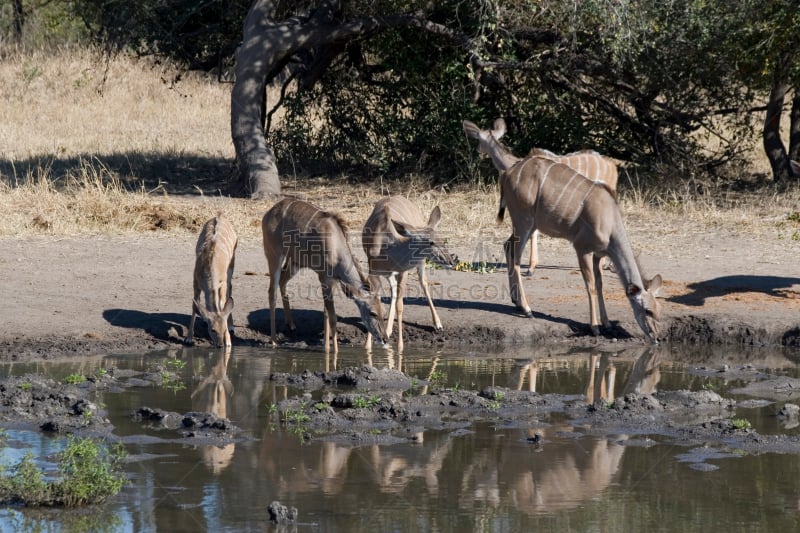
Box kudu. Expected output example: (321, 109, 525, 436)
(362, 196, 453, 351)
(185, 214, 237, 347)
(261, 198, 387, 353)
(463, 118, 662, 343)
(522, 147, 619, 274)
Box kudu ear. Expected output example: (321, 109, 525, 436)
(427, 205, 442, 229)
(194, 298, 210, 319)
(645, 274, 663, 297)
(223, 296, 234, 314)
(462, 120, 479, 139)
(492, 118, 506, 140)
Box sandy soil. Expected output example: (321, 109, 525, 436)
(2, 217, 799, 360)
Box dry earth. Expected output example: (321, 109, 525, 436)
(2, 208, 799, 361)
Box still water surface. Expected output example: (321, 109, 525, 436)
(1, 344, 800, 532)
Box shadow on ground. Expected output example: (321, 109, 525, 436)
(1, 152, 239, 196)
(669, 275, 800, 307)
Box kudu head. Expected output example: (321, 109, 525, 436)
(626, 275, 663, 344)
(462, 118, 507, 156)
(194, 296, 234, 348)
(351, 287, 389, 346)
(385, 204, 453, 269)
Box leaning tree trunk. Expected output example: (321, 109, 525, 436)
(230, 0, 289, 200)
(763, 79, 790, 183)
(230, 1, 457, 199)
(789, 90, 800, 174)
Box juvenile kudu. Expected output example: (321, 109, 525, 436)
(463, 118, 662, 343)
(185, 214, 237, 347)
(362, 196, 453, 351)
(523, 147, 619, 274)
(262, 198, 387, 353)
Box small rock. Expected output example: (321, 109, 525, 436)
(268, 501, 298, 524)
(778, 403, 800, 418)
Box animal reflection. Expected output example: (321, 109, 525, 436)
(510, 348, 662, 402)
(261, 348, 663, 516)
(191, 348, 235, 474)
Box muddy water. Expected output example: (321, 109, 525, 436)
(2, 345, 800, 532)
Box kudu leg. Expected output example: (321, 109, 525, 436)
(577, 252, 605, 335)
(268, 264, 281, 347)
(386, 273, 399, 337)
(365, 274, 385, 351)
(227, 259, 235, 336)
(416, 263, 442, 330)
(185, 287, 201, 345)
(320, 281, 338, 354)
(505, 230, 533, 316)
(594, 254, 610, 328)
(396, 271, 408, 353)
(279, 263, 298, 333)
(525, 230, 539, 277)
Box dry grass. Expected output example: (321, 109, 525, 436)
(1, 47, 799, 248)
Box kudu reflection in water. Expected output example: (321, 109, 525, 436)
(509, 347, 662, 400)
(191, 348, 234, 474)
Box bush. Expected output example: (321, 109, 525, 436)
(0, 436, 127, 507)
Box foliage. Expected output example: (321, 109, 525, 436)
(64, 0, 253, 72)
(731, 418, 752, 431)
(9, 1, 800, 184)
(0, 436, 127, 507)
(0, 1, 89, 48)
(64, 373, 86, 385)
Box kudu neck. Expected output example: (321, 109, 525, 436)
(607, 233, 645, 290)
(484, 137, 520, 173)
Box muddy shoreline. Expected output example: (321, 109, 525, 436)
(3, 357, 800, 461)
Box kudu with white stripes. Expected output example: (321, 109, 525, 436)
(262, 198, 387, 353)
(362, 196, 453, 351)
(185, 213, 237, 347)
(463, 118, 662, 343)
(522, 147, 619, 274)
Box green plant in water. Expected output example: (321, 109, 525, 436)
(0, 436, 127, 506)
(429, 370, 447, 384)
(64, 374, 85, 385)
(731, 418, 751, 430)
(19, 382, 32, 391)
(160, 373, 186, 393)
(284, 410, 311, 425)
(352, 395, 381, 409)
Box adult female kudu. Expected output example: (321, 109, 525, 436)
(262, 198, 387, 353)
(463, 119, 663, 343)
(185, 213, 237, 347)
(362, 196, 453, 352)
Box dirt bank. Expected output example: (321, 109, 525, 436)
(1, 223, 799, 360)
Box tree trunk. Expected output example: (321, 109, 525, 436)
(13, 0, 24, 42)
(763, 79, 790, 182)
(789, 90, 800, 170)
(230, 0, 284, 200)
(230, 1, 454, 199)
